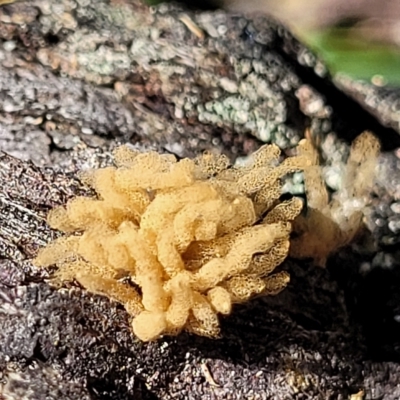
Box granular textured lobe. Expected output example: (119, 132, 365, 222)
(34, 143, 309, 341)
(290, 131, 381, 266)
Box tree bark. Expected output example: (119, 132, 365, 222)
(1, 0, 400, 399)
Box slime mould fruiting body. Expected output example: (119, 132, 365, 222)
(34, 131, 380, 341)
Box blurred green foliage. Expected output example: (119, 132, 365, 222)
(295, 28, 400, 85)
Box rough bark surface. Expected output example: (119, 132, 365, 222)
(1, 0, 400, 399)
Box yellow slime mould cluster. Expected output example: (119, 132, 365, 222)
(34, 131, 380, 341)
(290, 131, 381, 267)
(34, 142, 310, 341)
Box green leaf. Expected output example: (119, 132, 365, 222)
(301, 28, 400, 85)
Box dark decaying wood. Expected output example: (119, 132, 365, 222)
(1, 0, 400, 399)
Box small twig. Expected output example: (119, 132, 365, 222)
(180, 14, 205, 40)
(200, 362, 219, 387)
